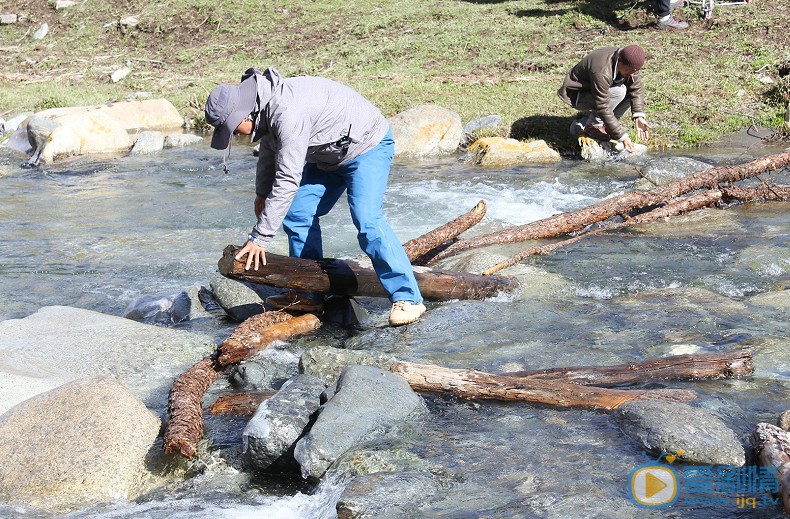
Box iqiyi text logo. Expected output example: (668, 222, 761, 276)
(628, 452, 679, 508)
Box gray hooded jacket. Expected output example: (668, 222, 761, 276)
(246, 68, 390, 248)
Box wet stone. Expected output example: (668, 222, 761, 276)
(337, 471, 441, 519)
(209, 274, 270, 321)
(294, 365, 425, 479)
(610, 398, 746, 466)
(299, 345, 397, 386)
(243, 374, 326, 472)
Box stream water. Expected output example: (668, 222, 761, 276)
(1, 135, 789, 518)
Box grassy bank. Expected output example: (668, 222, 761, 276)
(1, 0, 789, 151)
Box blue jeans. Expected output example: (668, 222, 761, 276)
(282, 129, 423, 304)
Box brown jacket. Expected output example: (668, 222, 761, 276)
(557, 47, 645, 140)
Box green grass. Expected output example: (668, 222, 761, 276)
(1, 0, 789, 150)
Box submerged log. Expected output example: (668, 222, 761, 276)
(433, 150, 790, 261)
(208, 391, 276, 416)
(403, 200, 487, 265)
(751, 423, 790, 514)
(163, 354, 222, 459)
(501, 349, 754, 386)
(217, 313, 322, 366)
(218, 245, 519, 301)
(391, 362, 696, 411)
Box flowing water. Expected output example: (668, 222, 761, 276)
(1, 135, 790, 518)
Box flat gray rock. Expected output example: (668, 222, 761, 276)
(0, 376, 160, 511)
(299, 345, 397, 386)
(610, 398, 745, 466)
(294, 365, 424, 479)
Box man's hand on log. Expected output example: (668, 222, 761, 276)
(236, 240, 266, 271)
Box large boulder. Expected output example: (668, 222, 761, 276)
(26, 99, 185, 163)
(610, 398, 745, 466)
(465, 137, 560, 166)
(0, 376, 160, 511)
(390, 104, 463, 157)
(294, 365, 424, 479)
(0, 306, 215, 410)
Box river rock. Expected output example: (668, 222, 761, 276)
(130, 130, 164, 154)
(171, 286, 213, 322)
(1, 111, 32, 134)
(463, 114, 502, 135)
(27, 99, 184, 163)
(243, 374, 327, 472)
(322, 296, 369, 327)
(299, 345, 398, 386)
(390, 104, 463, 157)
(579, 135, 647, 161)
(0, 372, 60, 416)
(228, 346, 301, 391)
(337, 471, 440, 519)
(122, 293, 174, 324)
(294, 365, 424, 479)
(0, 306, 215, 410)
(638, 156, 712, 186)
(210, 273, 271, 321)
(465, 137, 560, 166)
(0, 14, 18, 24)
(0, 376, 160, 511)
(25, 116, 62, 164)
(164, 133, 203, 147)
(610, 398, 745, 466)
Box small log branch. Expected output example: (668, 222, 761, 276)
(433, 150, 790, 261)
(391, 362, 696, 411)
(208, 391, 276, 416)
(218, 312, 322, 366)
(218, 245, 519, 301)
(482, 185, 790, 275)
(501, 349, 754, 387)
(403, 200, 487, 265)
(751, 423, 790, 514)
(163, 354, 222, 459)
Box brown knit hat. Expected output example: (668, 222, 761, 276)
(619, 45, 645, 70)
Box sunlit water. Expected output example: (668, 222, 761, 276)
(1, 136, 790, 518)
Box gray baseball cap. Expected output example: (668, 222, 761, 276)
(205, 75, 257, 150)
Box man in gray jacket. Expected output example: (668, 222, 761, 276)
(205, 67, 425, 326)
(558, 45, 652, 153)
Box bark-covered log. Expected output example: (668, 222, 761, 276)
(216, 310, 294, 366)
(482, 185, 790, 275)
(501, 349, 754, 386)
(163, 354, 222, 459)
(751, 422, 790, 514)
(208, 391, 276, 416)
(403, 200, 487, 265)
(433, 150, 790, 261)
(391, 362, 696, 410)
(218, 245, 519, 301)
(164, 310, 305, 458)
(218, 313, 322, 366)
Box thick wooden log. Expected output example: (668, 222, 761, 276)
(208, 391, 276, 416)
(391, 362, 696, 411)
(163, 354, 222, 459)
(433, 150, 790, 261)
(215, 309, 294, 366)
(751, 423, 790, 514)
(218, 245, 519, 301)
(403, 200, 487, 265)
(218, 312, 322, 366)
(501, 349, 754, 387)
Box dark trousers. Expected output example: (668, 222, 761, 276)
(656, 0, 671, 18)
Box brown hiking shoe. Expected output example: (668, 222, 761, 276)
(265, 291, 324, 312)
(388, 301, 426, 326)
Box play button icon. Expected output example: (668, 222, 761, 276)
(628, 464, 678, 508)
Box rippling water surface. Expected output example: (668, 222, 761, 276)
(1, 137, 789, 518)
